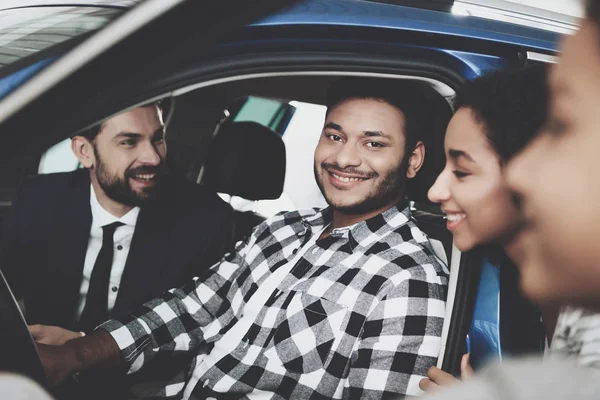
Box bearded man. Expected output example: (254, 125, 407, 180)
(0, 102, 232, 399)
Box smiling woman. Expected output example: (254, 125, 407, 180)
(428, 65, 548, 252)
(421, 65, 550, 389)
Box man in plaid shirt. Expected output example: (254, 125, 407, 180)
(39, 78, 449, 399)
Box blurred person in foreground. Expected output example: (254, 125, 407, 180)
(422, 1, 600, 399)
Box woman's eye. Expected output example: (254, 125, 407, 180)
(453, 170, 470, 178)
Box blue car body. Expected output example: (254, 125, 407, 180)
(0, 0, 560, 369)
(0, 0, 558, 99)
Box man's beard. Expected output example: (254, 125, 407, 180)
(94, 148, 164, 207)
(314, 160, 407, 216)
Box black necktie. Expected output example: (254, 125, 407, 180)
(79, 221, 123, 332)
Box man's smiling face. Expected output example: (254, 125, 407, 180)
(90, 106, 167, 207)
(314, 98, 409, 216)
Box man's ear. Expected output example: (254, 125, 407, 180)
(71, 136, 95, 169)
(406, 141, 425, 179)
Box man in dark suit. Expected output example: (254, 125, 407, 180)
(0, 102, 232, 398)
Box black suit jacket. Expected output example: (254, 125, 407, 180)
(0, 169, 233, 331)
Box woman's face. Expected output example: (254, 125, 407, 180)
(506, 21, 600, 307)
(428, 107, 519, 252)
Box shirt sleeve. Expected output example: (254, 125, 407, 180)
(343, 264, 446, 399)
(99, 223, 263, 374)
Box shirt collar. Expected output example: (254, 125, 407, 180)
(302, 198, 412, 251)
(90, 184, 140, 229)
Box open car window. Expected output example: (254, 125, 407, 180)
(37, 95, 329, 217)
(219, 96, 328, 217)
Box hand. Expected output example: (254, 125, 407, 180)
(37, 329, 124, 386)
(419, 353, 474, 392)
(37, 343, 78, 387)
(460, 353, 474, 379)
(29, 325, 83, 345)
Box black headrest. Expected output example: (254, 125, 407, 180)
(204, 121, 286, 200)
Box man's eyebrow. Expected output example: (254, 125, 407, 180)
(114, 132, 142, 140)
(448, 149, 475, 163)
(113, 126, 164, 140)
(323, 122, 343, 131)
(364, 130, 392, 140)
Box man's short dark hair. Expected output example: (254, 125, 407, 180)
(453, 65, 548, 163)
(76, 100, 164, 142)
(325, 77, 442, 164)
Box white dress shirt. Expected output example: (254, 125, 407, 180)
(76, 185, 140, 318)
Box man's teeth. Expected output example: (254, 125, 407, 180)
(446, 213, 466, 222)
(333, 173, 364, 183)
(132, 174, 155, 182)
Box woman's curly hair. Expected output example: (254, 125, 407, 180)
(588, 0, 600, 31)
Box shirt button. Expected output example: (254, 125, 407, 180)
(117, 245, 123, 250)
(311, 247, 319, 254)
(292, 248, 298, 254)
(112, 286, 118, 293)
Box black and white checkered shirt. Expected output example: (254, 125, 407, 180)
(101, 201, 449, 399)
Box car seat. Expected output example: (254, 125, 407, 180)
(203, 121, 286, 246)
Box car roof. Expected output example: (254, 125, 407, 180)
(0, 4, 129, 75)
(254, 0, 559, 52)
(0, 1, 140, 11)
(0, 0, 562, 54)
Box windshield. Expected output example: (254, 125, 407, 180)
(0, 6, 124, 71)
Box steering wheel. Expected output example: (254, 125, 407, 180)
(0, 269, 47, 387)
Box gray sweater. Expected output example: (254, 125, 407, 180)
(0, 374, 53, 400)
(422, 357, 600, 400)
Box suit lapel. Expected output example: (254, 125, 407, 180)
(49, 171, 92, 328)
